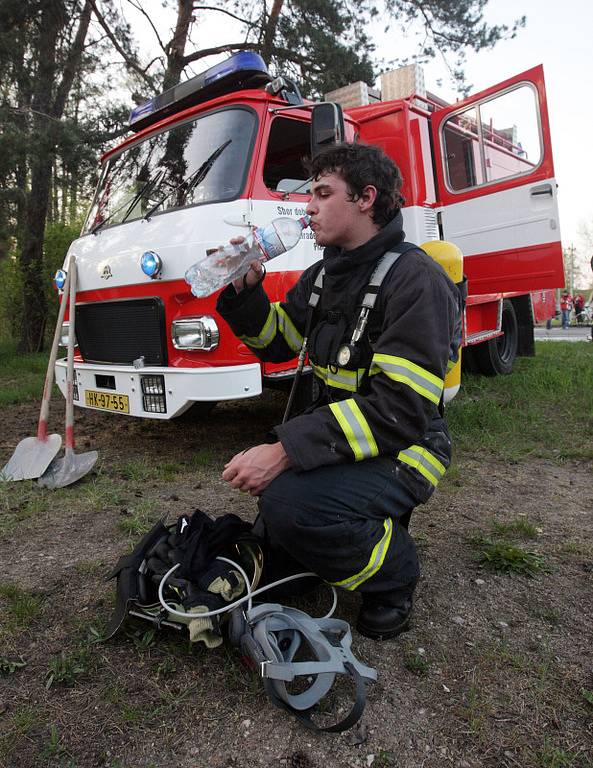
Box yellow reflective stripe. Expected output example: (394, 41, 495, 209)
(331, 519, 393, 590)
(311, 364, 365, 392)
(329, 398, 378, 461)
(327, 367, 358, 392)
(239, 305, 276, 349)
(446, 358, 457, 372)
(274, 303, 303, 353)
(397, 444, 446, 487)
(371, 354, 443, 404)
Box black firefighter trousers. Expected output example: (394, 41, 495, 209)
(256, 456, 421, 604)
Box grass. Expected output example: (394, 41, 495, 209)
(0, 471, 122, 535)
(117, 499, 160, 536)
(404, 651, 430, 677)
(40, 725, 67, 760)
(0, 341, 52, 407)
(474, 537, 546, 576)
(0, 657, 26, 675)
(0, 583, 42, 630)
(186, 448, 215, 468)
(0, 481, 51, 534)
(45, 649, 91, 689)
(537, 738, 580, 768)
(119, 458, 183, 482)
(491, 518, 538, 538)
(1, 339, 590, 464)
(448, 342, 593, 461)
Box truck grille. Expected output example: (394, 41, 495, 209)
(75, 297, 168, 366)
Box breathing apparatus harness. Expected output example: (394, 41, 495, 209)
(105, 511, 377, 732)
(283, 243, 417, 420)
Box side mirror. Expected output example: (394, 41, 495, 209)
(310, 103, 345, 157)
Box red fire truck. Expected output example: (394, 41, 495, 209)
(54, 52, 564, 419)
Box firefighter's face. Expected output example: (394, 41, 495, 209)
(306, 171, 378, 250)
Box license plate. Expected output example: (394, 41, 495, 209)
(84, 389, 130, 414)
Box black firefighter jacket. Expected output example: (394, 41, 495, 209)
(217, 213, 461, 504)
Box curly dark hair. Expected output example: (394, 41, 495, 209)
(306, 142, 404, 227)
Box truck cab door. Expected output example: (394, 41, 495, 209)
(430, 65, 564, 295)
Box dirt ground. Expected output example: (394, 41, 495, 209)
(1, 392, 592, 768)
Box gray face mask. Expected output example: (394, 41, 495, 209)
(230, 602, 377, 732)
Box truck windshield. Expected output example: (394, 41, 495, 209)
(84, 107, 256, 233)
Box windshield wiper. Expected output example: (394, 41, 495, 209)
(90, 170, 164, 235)
(120, 170, 165, 225)
(143, 139, 232, 220)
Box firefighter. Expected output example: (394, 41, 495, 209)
(217, 142, 460, 640)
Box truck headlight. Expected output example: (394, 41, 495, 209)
(171, 316, 219, 351)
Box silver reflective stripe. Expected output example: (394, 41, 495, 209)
(372, 357, 443, 403)
(329, 399, 378, 460)
(327, 368, 358, 392)
(397, 444, 446, 487)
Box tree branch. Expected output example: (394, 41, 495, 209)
(87, 0, 156, 91)
(192, 4, 256, 26)
(124, 0, 168, 54)
(182, 41, 259, 65)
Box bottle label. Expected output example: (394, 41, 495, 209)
(254, 226, 285, 260)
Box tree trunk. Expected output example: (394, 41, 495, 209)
(18, 0, 64, 352)
(162, 0, 193, 91)
(261, 0, 284, 66)
(18, 0, 92, 351)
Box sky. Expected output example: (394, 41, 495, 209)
(389, 0, 592, 271)
(130, 0, 592, 276)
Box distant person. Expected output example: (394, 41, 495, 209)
(574, 293, 585, 324)
(560, 291, 573, 329)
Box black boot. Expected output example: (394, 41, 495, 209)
(356, 593, 413, 641)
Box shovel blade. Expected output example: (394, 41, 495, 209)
(1, 434, 63, 481)
(38, 450, 99, 489)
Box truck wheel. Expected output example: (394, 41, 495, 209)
(472, 299, 519, 376)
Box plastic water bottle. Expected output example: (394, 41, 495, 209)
(185, 215, 311, 298)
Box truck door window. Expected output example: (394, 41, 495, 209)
(263, 117, 310, 192)
(84, 107, 256, 233)
(443, 107, 484, 190)
(442, 84, 542, 192)
(480, 86, 541, 182)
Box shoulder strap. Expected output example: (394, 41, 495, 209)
(308, 264, 325, 309)
(363, 242, 419, 305)
(282, 261, 325, 424)
(350, 242, 418, 345)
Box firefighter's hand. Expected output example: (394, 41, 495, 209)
(222, 443, 291, 496)
(230, 237, 264, 293)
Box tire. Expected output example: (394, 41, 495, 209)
(472, 299, 519, 376)
(461, 344, 480, 374)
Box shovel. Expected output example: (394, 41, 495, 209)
(39, 257, 98, 489)
(1, 267, 73, 481)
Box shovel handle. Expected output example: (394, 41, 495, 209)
(64, 257, 77, 450)
(38, 261, 73, 441)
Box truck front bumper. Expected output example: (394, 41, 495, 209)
(54, 359, 263, 419)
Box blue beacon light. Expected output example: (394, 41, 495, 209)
(141, 251, 162, 279)
(54, 270, 67, 290)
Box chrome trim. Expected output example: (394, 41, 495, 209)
(171, 316, 219, 351)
